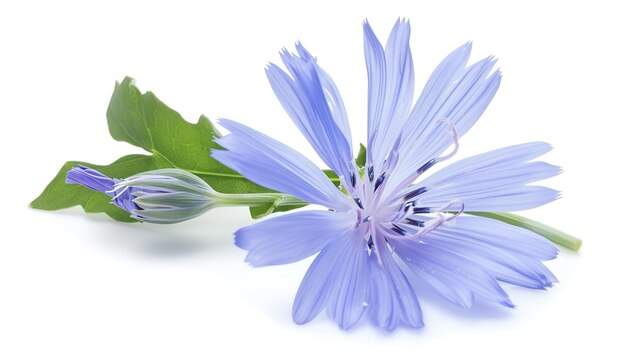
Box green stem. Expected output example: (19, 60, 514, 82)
(218, 193, 308, 208)
(467, 212, 582, 251)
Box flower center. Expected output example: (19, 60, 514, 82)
(345, 120, 463, 255)
(351, 167, 465, 256)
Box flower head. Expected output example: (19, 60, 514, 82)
(213, 19, 560, 330)
(66, 166, 218, 223)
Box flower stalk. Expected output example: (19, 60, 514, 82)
(215, 192, 306, 208)
(467, 212, 582, 251)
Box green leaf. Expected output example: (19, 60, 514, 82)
(355, 143, 367, 168)
(323, 169, 341, 185)
(30, 155, 157, 222)
(467, 212, 583, 251)
(106, 77, 263, 195)
(32, 77, 308, 221)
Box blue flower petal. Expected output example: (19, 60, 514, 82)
(316, 66, 352, 147)
(363, 20, 386, 159)
(423, 216, 558, 289)
(394, 238, 514, 309)
(213, 119, 352, 211)
(293, 232, 369, 330)
(367, 232, 423, 330)
(386, 46, 501, 190)
(266, 44, 356, 187)
(401, 42, 471, 150)
(66, 165, 116, 193)
(235, 210, 356, 267)
(430, 215, 558, 260)
(413, 142, 561, 212)
(363, 19, 415, 173)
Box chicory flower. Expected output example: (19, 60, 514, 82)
(212, 19, 560, 330)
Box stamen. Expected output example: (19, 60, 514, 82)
(367, 166, 374, 182)
(367, 236, 374, 249)
(362, 215, 372, 223)
(391, 223, 406, 236)
(414, 121, 460, 178)
(404, 218, 425, 227)
(404, 186, 428, 201)
(416, 159, 436, 176)
(417, 215, 445, 237)
(372, 233, 384, 266)
(403, 201, 414, 213)
(435, 199, 464, 213)
(389, 201, 413, 222)
(440, 200, 465, 225)
(350, 172, 356, 187)
(415, 199, 465, 237)
(374, 172, 386, 192)
(412, 207, 431, 214)
(384, 147, 400, 172)
(435, 119, 459, 163)
(353, 198, 364, 209)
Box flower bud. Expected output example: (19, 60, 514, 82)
(66, 166, 216, 224)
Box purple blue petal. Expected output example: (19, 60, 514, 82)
(266, 44, 356, 187)
(367, 231, 423, 330)
(212, 119, 352, 211)
(235, 210, 356, 267)
(293, 231, 369, 329)
(364, 19, 415, 173)
(412, 142, 561, 211)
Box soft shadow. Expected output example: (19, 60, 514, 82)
(118, 224, 221, 258)
(50, 206, 250, 258)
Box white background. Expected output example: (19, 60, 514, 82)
(1, 0, 624, 357)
